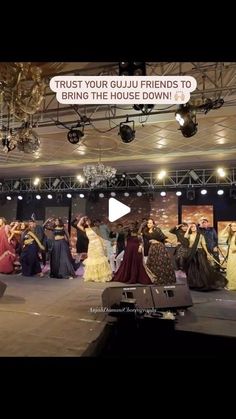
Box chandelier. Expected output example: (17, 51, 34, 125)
(83, 162, 117, 187)
(0, 62, 46, 153)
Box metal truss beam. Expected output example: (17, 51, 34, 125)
(1, 168, 236, 194)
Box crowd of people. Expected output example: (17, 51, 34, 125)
(0, 214, 234, 292)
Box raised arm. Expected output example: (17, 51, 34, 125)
(184, 225, 191, 239)
(219, 223, 231, 240)
(43, 217, 54, 230)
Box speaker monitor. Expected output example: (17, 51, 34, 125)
(151, 284, 193, 310)
(102, 283, 192, 312)
(102, 285, 153, 311)
(0, 280, 7, 298)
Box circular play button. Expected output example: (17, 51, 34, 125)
(108, 198, 131, 222)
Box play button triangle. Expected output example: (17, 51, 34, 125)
(108, 198, 131, 222)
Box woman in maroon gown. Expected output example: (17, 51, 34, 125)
(112, 227, 152, 284)
(0, 217, 16, 274)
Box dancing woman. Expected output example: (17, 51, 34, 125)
(169, 223, 189, 271)
(44, 218, 75, 279)
(142, 219, 176, 285)
(112, 226, 152, 284)
(0, 217, 16, 274)
(71, 216, 89, 261)
(184, 223, 227, 291)
(83, 218, 112, 283)
(20, 223, 45, 277)
(220, 222, 236, 290)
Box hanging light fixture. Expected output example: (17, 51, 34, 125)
(83, 147, 117, 187)
(175, 104, 198, 138)
(0, 63, 46, 153)
(119, 119, 135, 143)
(67, 128, 84, 144)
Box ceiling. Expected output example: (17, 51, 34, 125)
(1, 62, 236, 179)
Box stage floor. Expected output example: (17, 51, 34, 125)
(0, 274, 236, 356)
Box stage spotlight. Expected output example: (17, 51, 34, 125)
(157, 170, 167, 180)
(36, 194, 41, 200)
(67, 129, 84, 144)
(160, 191, 166, 197)
(187, 189, 195, 200)
(77, 175, 85, 183)
(180, 120, 198, 138)
(175, 104, 198, 137)
(133, 104, 154, 113)
(133, 62, 146, 76)
(110, 192, 116, 197)
(189, 170, 199, 181)
(99, 193, 105, 198)
(119, 62, 129, 76)
(119, 62, 146, 76)
(137, 192, 142, 197)
(47, 194, 53, 199)
(119, 121, 135, 143)
(136, 174, 145, 184)
(13, 180, 20, 189)
(33, 177, 40, 186)
(52, 178, 60, 188)
(124, 192, 129, 197)
(133, 104, 144, 111)
(176, 191, 182, 196)
(6, 195, 12, 200)
(200, 189, 207, 195)
(66, 193, 72, 198)
(217, 189, 224, 196)
(79, 193, 85, 198)
(217, 167, 226, 177)
(18, 195, 23, 200)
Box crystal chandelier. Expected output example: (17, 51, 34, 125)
(0, 62, 46, 153)
(83, 162, 117, 187)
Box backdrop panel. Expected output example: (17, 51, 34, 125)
(181, 205, 213, 226)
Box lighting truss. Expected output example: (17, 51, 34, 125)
(7, 62, 234, 135)
(1, 168, 236, 194)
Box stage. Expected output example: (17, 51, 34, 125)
(0, 274, 236, 357)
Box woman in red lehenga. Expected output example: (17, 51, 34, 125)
(112, 227, 152, 285)
(0, 217, 16, 274)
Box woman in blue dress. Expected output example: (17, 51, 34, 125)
(44, 217, 75, 279)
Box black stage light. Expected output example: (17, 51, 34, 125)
(119, 121, 135, 143)
(180, 120, 198, 138)
(187, 189, 195, 200)
(133, 104, 154, 113)
(119, 62, 146, 76)
(175, 104, 198, 138)
(67, 129, 84, 144)
(133, 104, 144, 111)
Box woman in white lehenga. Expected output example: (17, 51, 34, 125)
(220, 222, 236, 290)
(83, 218, 112, 282)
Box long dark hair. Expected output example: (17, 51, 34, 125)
(143, 218, 156, 234)
(227, 223, 236, 245)
(54, 217, 64, 227)
(188, 223, 198, 234)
